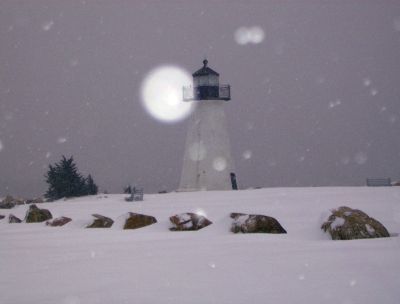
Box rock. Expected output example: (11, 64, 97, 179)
(321, 206, 390, 240)
(86, 214, 114, 228)
(169, 213, 212, 231)
(123, 212, 157, 230)
(24, 198, 44, 205)
(0, 195, 17, 209)
(25, 204, 53, 223)
(1, 195, 31, 208)
(230, 213, 287, 234)
(0, 214, 5, 220)
(9, 214, 22, 223)
(46, 216, 72, 227)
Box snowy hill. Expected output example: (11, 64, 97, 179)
(1, 187, 399, 304)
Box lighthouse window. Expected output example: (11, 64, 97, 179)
(197, 76, 209, 86)
(195, 75, 219, 86)
(209, 75, 219, 86)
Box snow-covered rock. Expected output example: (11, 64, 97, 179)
(86, 214, 114, 228)
(8, 214, 22, 223)
(230, 212, 287, 234)
(321, 206, 390, 240)
(46, 216, 72, 227)
(169, 212, 212, 231)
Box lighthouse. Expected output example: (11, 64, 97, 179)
(178, 60, 237, 191)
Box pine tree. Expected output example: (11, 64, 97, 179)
(85, 174, 98, 195)
(45, 156, 97, 201)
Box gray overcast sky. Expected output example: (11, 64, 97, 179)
(0, 1, 399, 197)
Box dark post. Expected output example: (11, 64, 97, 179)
(230, 172, 238, 190)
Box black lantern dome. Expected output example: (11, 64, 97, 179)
(183, 60, 230, 101)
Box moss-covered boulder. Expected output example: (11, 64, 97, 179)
(123, 212, 157, 230)
(170, 213, 212, 231)
(321, 206, 390, 240)
(25, 204, 52, 223)
(86, 214, 113, 228)
(9, 214, 22, 223)
(230, 213, 287, 234)
(46, 216, 72, 227)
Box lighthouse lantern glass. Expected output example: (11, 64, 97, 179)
(194, 74, 219, 86)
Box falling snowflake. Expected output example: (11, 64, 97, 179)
(340, 157, 350, 165)
(370, 88, 378, 96)
(242, 150, 252, 160)
(70, 59, 79, 67)
(57, 137, 67, 144)
(213, 157, 227, 171)
(195, 208, 207, 217)
(208, 262, 216, 269)
(363, 78, 371, 87)
(42, 21, 54, 31)
(389, 115, 397, 124)
(354, 152, 368, 165)
(246, 122, 255, 131)
(234, 26, 265, 45)
(329, 99, 342, 109)
(0, 140, 3, 152)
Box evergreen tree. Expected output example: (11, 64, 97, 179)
(85, 174, 98, 195)
(45, 156, 97, 201)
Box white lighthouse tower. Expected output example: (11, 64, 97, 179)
(178, 60, 237, 191)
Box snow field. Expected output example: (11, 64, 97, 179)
(1, 187, 400, 304)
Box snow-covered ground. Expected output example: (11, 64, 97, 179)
(1, 187, 400, 304)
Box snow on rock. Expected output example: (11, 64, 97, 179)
(330, 216, 345, 230)
(365, 224, 375, 235)
(46, 216, 72, 227)
(169, 212, 212, 231)
(321, 206, 390, 240)
(8, 213, 22, 223)
(230, 212, 287, 234)
(86, 214, 113, 228)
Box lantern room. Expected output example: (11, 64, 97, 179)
(183, 60, 230, 101)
